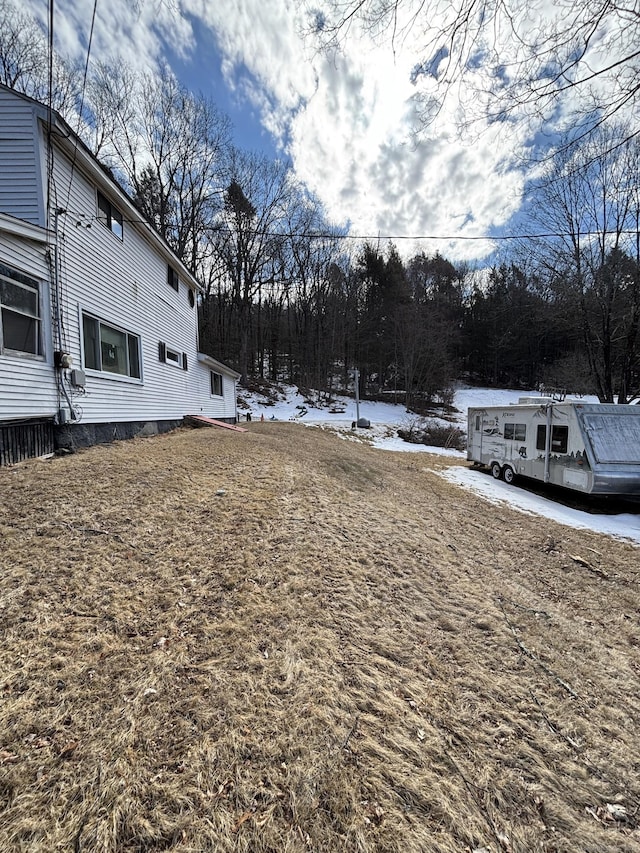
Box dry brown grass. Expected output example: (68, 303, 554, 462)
(1, 422, 639, 852)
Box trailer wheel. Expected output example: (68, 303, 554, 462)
(502, 465, 515, 485)
(491, 462, 502, 479)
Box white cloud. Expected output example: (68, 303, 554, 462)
(23, 0, 538, 261)
(186, 0, 532, 260)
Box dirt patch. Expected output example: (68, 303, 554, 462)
(1, 423, 639, 852)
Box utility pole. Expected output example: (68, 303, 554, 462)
(354, 368, 360, 427)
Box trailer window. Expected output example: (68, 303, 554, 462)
(475, 415, 481, 431)
(504, 423, 526, 441)
(536, 425, 568, 454)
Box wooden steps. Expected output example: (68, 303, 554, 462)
(185, 415, 248, 433)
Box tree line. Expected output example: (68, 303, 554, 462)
(1, 0, 639, 403)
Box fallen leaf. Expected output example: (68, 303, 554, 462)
(58, 740, 78, 759)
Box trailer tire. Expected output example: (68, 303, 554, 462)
(502, 465, 515, 485)
(491, 462, 502, 479)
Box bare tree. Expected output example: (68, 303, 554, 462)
(0, 0, 80, 117)
(529, 127, 640, 401)
(212, 150, 295, 382)
(309, 0, 640, 146)
(284, 194, 345, 388)
(85, 63, 231, 277)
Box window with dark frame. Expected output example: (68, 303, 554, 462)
(82, 313, 141, 378)
(504, 422, 526, 441)
(97, 191, 123, 240)
(536, 424, 569, 454)
(210, 371, 223, 396)
(167, 264, 179, 292)
(0, 263, 41, 355)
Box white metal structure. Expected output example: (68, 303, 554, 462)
(467, 397, 640, 496)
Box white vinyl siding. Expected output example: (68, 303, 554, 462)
(0, 90, 46, 226)
(49, 140, 238, 423)
(0, 85, 238, 428)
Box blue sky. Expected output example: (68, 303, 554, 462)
(165, 15, 280, 162)
(23, 0, 630, 263)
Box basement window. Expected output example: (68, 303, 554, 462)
(210, 371, 223, 396)
(83, 313, 141, 378)
(0, 263, 41, 356)
(97, 191, 123, 240)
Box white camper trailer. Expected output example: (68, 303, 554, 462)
(467, 397, 640, 496)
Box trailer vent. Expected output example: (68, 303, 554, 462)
(0, 419, 55, 466)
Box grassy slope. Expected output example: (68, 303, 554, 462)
(0, 423, 639, 852)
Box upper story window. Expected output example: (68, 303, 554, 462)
(167, 264, 179, 292)
(97, 191, 123, 240)
(82, 312, 141, 379)
(0, 262, 41, 356)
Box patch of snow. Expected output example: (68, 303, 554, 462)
(441, 465, 640, 546)
(239, 382, 637, 543)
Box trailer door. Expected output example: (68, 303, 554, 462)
(468, 410, 484, 460)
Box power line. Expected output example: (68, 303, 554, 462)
(65, 0, 99, 211)
(65, 209, 639, 243)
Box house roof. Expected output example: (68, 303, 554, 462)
(197, 352, 241, 380)
(0, 211, 50, 243)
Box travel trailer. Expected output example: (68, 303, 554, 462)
(467, 397, 640, 496)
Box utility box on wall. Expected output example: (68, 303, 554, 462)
(70, 369, 86, 387)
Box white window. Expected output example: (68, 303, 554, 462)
(210, 371, 223, 396)
(97, 191, 123, 240)
(82, 313, 141, 378)
(158, 341, 188, 370)
(0, 263, 41, 355)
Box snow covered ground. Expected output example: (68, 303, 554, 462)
(239, 384, 640, 545)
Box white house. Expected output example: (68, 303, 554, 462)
(0, 84, 240, 464)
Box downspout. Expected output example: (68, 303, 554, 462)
(543, 403, 553, 483)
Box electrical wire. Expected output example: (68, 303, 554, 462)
(64, 0, 99, 212)
(46, 0, 55, 224)
(68, 211, 640, 243)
